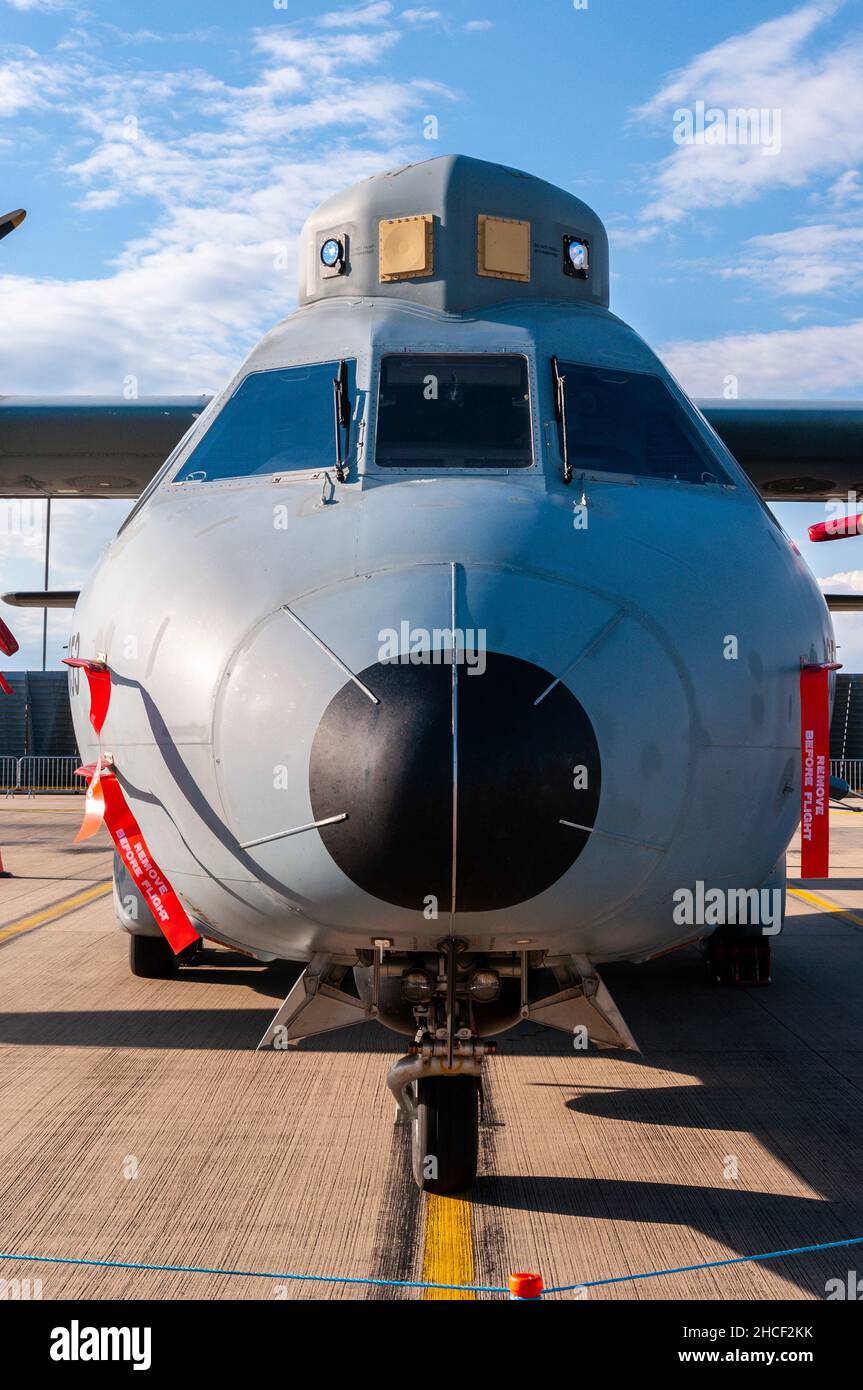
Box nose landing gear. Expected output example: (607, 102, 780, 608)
(413, 1075, 480, 1194)
(258, 940, 638, 1196)
(387, 937, 495, 1195)
(387, 1037, 493, 1194)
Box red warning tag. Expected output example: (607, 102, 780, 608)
(63, 657, 111, 734)
(800, 664, 837, 879)
(100, 771, 199, 953)
(74, 761, 105, 843)
(69, 657, 199, 955)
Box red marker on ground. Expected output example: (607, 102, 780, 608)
(509, 1271, 544, 1300)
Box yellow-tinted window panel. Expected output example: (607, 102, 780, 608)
(379, 214, 434, 281)
(477, 215, 531, 282)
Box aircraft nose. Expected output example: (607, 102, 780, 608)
(214, 565, 691, 948)
(308, 651, 601, 914)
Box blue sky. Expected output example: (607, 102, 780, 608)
(3, 0, 863, 667)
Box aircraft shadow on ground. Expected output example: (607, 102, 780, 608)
(789, 877, 863, 891)
(0, 1009, 276, 1050)
(470, 1175, 856, 1297)
(0, 1008, 401, 1053)
(3, 935, 861, 1300)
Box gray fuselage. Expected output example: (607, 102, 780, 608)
(69, 293, 832, 965)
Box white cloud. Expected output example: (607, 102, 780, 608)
(320, 2, 393, 27)
(819, 570, 863, 592)
(716, 223, 863, 296)
(638, 1, 837, 113)
(0, 13, 458, 622)
(633, 1, 863, 222)
(827, 168, 863, 204)
(464, 19, 494, 32)
(659, 318, 863, 398)
(250, 27, 402, 76)
(606, 219, 665, 249)
(0, 22, 455, 395)
(2, 0, 67, 11)
(0, 54, 68, 116)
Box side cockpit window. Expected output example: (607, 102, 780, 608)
(555, 363, 733, 486)
(173, 359, 357, 483)
(376, 354, 533, 469)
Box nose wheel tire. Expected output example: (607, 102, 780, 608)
(129, 932, 178, 979)
(411, 1075, 480, 1194)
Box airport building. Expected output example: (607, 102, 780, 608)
(0, 672, 78, 793)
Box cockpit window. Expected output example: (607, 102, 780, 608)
(376, 354, 532, 469)
(173, 359, 357, 483)
(555, 363, 733, 486)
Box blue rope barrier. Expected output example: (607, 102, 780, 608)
(544, 1233, 863, 1294)
(0, 1252, 506, 1295)
(2, 1231, 862, 1298)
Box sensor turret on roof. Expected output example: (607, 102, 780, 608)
(298, 154, 609, 314)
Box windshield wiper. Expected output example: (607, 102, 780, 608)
(551, 355, 573, 486)
(332, 360, 351, 483)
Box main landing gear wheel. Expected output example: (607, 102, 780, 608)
(129, 933, 178, 979)
(706, 939, 772, 985)
(411, 1075, 480, 1194)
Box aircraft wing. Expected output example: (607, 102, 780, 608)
(0, 396, 210, 498)
(822, 594, 863, 612)
(1, 394, 861, 503)
(698, 400, 863, 501)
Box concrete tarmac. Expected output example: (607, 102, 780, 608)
(1, 795, 863, 1301)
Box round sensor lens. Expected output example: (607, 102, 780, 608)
(568, 239, 587, 271)
(321, 238, 342, 268)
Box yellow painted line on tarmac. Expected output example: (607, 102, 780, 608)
(421, 1194, 476, 1300)
(788, 886, 863, 931)
(0, 881, 111, 944)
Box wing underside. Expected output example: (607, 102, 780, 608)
(698, 400, 863, 501)
(0, 397, 209, 498)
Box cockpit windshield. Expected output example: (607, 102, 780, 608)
(376, 354, 533, 469)
(555, 363, 734, 486)
(173, 359, 357, 483)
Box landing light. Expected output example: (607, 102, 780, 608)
(469, 969, 501, 1003)
(401, 969, 433, 1003)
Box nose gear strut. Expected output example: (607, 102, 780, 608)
(259, 941, 637, 1194)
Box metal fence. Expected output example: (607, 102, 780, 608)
(2, 756, 83, 796)
(1, 754, 859, 796)
(832, 759, 863, 792)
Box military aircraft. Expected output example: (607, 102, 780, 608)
(1, 160, 862, 1194)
